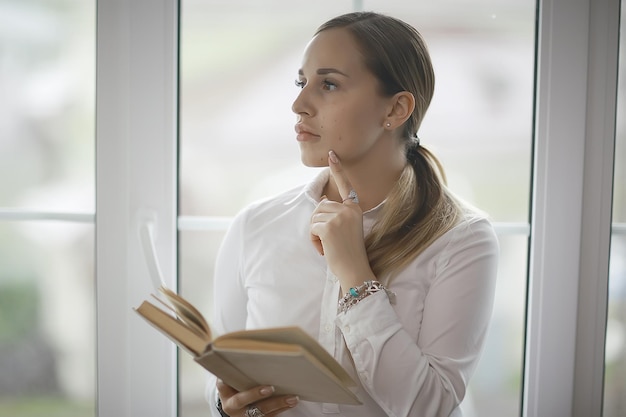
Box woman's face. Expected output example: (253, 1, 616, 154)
(292, 28, 392, 167)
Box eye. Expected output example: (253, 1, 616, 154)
(294, 79, 306, 88)
(322, 80, 337, 91)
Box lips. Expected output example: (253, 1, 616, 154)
(294, 124, 320, 142)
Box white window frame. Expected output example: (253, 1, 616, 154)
(94, 1, 620, 417)
(96, 1, 179, 416)
(524, 0, 619, 415)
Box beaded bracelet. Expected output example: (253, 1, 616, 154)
(337, 280, 396, 314)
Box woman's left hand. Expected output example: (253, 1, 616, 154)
(310, 150, 376, 291)
(217, 380, 299, 416)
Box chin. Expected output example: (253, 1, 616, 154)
(300, 154, 329, 168)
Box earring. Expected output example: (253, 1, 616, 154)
(385, 122, 391, 127)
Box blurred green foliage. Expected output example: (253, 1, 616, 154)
(0, 397, 91, 417)
(0, 282, 39, 344)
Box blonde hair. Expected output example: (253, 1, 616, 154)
(317, 12, 462, 281)
(366, 146, 461, 280)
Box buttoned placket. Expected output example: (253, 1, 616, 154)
(317, 268, 342, 413)
(318, 268, 341, 354)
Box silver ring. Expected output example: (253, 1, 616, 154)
(244, 405, 265, 417)
(342, 189, 359, 204)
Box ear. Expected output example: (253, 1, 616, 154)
(384, 91, 415, 130)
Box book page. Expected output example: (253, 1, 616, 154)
(135, 300, 210, 356)
(158, 285, 212, 339)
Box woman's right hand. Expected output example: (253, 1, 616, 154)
(216, 379, 299, 416)
(309, 150, 376, 293)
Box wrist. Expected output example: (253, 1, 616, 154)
(216, 398, 230, 417)
(337, 280, 396, 314)
(340, 271, 377, 295)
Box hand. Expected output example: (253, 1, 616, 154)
(310, 150, 376, 292)
(217, 380, 299, 416)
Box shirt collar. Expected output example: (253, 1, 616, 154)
(302, 169, 387, 216)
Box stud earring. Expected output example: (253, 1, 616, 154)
(386, 122, 391, 127)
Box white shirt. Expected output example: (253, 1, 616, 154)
(206, 169, 499, 417)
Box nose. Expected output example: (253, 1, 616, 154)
(291, 86, 311, 116)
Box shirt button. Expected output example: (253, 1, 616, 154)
(324, 324, 332, 333)
(359, 372, 368, 381)
(343, 325, 350, 333)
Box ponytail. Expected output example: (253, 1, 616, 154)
(365, 141, 461, 282)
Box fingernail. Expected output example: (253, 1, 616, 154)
(320, 194, 327, 201)
(328, 150, 338, 164)
(285, 396, 299, 407)
(259, 386, 275, 396)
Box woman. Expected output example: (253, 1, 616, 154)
(208, 11, 499, 417)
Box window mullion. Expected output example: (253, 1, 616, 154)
(96, 1, 179, 416)
(573, 0, 620, 414)
(524, 0, 590, 415)
(525, 0, 619, 415)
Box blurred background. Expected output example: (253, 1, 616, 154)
(0, 0, 624, 416)
(0, 0, 95, 416)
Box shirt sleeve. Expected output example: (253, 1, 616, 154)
(212, 209, 249, 335)
(335, 218, 499, 417)
(205, 209, 250, 415)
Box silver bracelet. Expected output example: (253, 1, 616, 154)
(337, 280, 396, 314)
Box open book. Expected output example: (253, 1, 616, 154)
(134, 286, 361, 405)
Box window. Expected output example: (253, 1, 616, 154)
(90, 1, 622, 416)
(4, 1, 619, 416)
(0, 1, 96, 416)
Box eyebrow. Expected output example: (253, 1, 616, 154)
(298, 68, 350, 77)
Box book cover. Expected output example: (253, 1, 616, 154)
(134, 286, 361, 405)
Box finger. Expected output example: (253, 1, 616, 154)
(219, 382, 275, 414)
(310, 195, 327, 255)
(250, 395, 300, 417)
(216, 379, 238, 399)
(328, 150, 356, 204)
(261, 395, 300, 416)
(310, 234, 324, 255)
(310, 214, 332, 257)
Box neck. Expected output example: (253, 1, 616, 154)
(324, 144, 407, 211)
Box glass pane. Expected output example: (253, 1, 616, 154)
(0, 1, 95, 212)
(0, 1, 96, 416)
(605, 236, 626, 416)
(604, 1, 626, 414)
(179, 1, 535, 416)
(179, 0, 353, 217)
(468, 234, 527, 415)
(0, 222, 95, 417)
(179, 229, 226, 415)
